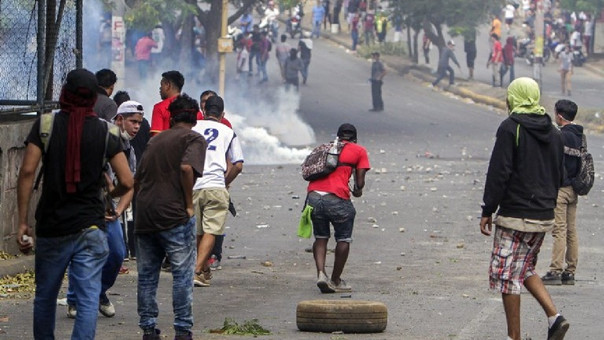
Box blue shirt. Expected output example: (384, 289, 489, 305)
(312, 5, 325, 23)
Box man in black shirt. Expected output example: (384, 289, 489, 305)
(16, 68, 133, 339)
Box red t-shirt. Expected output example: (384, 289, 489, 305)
(135, 37, 158, 61)
(307, 141, 371, 200)
(151, 96, 233, 134)
(491, 40, 503, 63)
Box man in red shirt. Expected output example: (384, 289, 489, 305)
(307, 124, 370, 293)
(488, 33, 503, 87)
(150, 71, 185, 136)
(135, 32, 158, 80)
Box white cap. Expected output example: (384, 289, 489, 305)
(447, 40, 455, 46)
(116, 100, 144, 116)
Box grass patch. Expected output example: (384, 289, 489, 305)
(210, 318, 271, 336)
(357, 42, 407, 59)
(0, 252, 15, 260)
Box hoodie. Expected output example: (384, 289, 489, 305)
(560, 123, 583, 187)
(482, 113, 564, 220)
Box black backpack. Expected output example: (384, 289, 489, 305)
(564, 134, 594, 196)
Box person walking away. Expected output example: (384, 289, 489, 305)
(135, 94, 207, 340)
(276, 34, 291, 82)
(363, 10, 375, 45)
(480, 77, 569, 340)
(248, 25, 262, 76)
(488, 34, 503, 87)
(284, 48, 304, 91)
(464, 34, 477, 80)
(312, 0, 326, 38)
(65, 100, 143, 319)
(134, 32, 158, 80)
(500, 36, 516, 86)
(299, 34, 313, 85)
(151, 25, 165, 68)
(422, 31, 432, 64)
(307, 124, 370, 293)
(94, 68, 118, 121)
(258, 32, 271, 83)
(192, 96, 244, 287)
(16, 68, 133, 339)
(369, 52, 386, 112)
(150, 71, 185, 136)
(490, 13, 502, 40)
(350, 13, 360, 51)
(542, 99, 583, 286)
(431, 40, 461, 87)
(504, 4, 516, 32)
(558, 44, 573, 96)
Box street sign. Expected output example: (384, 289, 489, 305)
(218, 38, 233, 53)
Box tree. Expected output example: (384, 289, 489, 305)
(560, 0, 604, 13)
(389, 0, 500, 62)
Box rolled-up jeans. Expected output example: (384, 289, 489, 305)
(67, 219, 125, 306)
(34, 226, 108, 340)
(136, 217, 196, 334)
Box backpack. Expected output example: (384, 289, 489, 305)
(564, 134, 594, 196)
(301, 140, 353, 181)
(34, 112, 119, 190)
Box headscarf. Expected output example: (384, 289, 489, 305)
(506, 77, 546, 115)
(60, 69, 98, 193)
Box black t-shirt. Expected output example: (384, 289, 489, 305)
(26, 112, 123, 237)
(135, 126, 207, 233)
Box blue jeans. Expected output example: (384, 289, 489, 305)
(136, 217, 196, 334)
(67, 219, 125, 306)
(301, 59, 310, 83)
(259, 58, 268, 81)
(351, 30, 359, 51)
(312, 20, 322, 38)
(34, 227, 108, 340)
(432, 66, 455, 86)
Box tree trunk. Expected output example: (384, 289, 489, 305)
(412, 30, 419, 64)
(179, 9, 195, 83)
(406, 17, 413, 63)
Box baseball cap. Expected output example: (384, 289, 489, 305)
(337, 123, 357, 141)
(116, 100, 144, 116)
(447, 40, 455, 46)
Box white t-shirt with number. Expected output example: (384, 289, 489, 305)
(192, 119, 244, 190)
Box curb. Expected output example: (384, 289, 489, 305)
(582, 62, 604, 78)
(0, 255, 35, 278)
(317, 30, 508, 110)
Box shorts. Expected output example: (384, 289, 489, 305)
(193, 188, 229, 236)
(489, 226, 545, 295)
(307, 191, 355, 243)
(466, 51, 477, 68)
(505, 18, 514, 25)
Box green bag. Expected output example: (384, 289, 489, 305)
(297, 205, 313, 238)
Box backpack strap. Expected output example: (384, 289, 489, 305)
(336, 142, 356, 168)
(34, 113, 57, 191)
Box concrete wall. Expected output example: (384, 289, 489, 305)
(0, 118, 37, 254)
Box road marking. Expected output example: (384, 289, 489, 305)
(456, 298, 500, 339)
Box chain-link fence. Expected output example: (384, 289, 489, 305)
(0, 0, 81, 115)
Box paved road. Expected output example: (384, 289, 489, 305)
(2, 34, 604, 340)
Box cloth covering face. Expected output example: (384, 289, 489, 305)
(507, 77, 546, 115)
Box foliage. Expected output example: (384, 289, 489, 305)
(0, 271, 35, 299)
(559, 0, 604, 13)
(124, 0, 197, 32)
(357, 42, 407, 59)
(210, 318, 271, 335)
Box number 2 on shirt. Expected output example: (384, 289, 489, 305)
(204, 128, 219, 151)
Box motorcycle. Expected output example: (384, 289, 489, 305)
(259, 17, 278, 43)
(572, 48, 586, 67)
(287, 3, 304, 38)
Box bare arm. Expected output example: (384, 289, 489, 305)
(180, 164, 195, 217)
(16, 143, 42, 252)
(352, 168, 368, 197)
(108, 152, 134, 198)
(225, 161, 243, 187)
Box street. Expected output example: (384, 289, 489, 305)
(1, 33, 604, 340)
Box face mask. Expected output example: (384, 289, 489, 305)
(121, 128, 134, 141)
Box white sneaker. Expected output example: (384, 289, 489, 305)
(331, 279, 352, 292)
(316, 272, 335, 293)
(99, 301, 115, 317)
(67, 305, 77, 319)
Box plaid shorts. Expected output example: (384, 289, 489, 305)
(489, 226, 545, 295)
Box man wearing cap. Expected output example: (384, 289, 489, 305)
(16, 68, 133, 339)
(480, 78, 569, 340)
(432, 40, 461, 88)
(369, 52, 386, 112)
(192, 95, 244, 287)
(307, 124, 370, 293)
(65, 100, 143, 319)
(542, 99, 583, 286)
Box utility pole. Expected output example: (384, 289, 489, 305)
(533, 0, 544, 88)
(111, 0, 127, 92)
(218, 0, 230, 97)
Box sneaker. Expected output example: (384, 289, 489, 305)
(316, 272, 335, 294)
(193, 270, 211, 287)
(548, 315, 569, 340)
(542, 271, 562, 285)
(174, 331, 193, 340)
(123, 257, 130, 262)
(331, 279, 352, 292)
(561, 272, 575, 285)
(209, 255, 222, 271)
(99, 300, 115, 317)
(142, 328, 161, 340)
(67, 304, 77, 319)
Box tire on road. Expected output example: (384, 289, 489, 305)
(296, 300, 387, 333)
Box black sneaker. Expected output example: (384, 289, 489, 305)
(542, 271, 562, 285)
(142, 328, 161, 340)
(561, 272, 575, 285)
(548, 315, 569, 340)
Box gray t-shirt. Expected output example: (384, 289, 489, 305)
(559, 51, 573, 71)
(371, 60, 384, 80)
(94, 92, 118, 121)
(284, 57, 304, 79)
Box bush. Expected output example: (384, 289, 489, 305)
(357, 42, 407, 59)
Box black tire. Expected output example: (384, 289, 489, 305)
(296, 300, 388, 333)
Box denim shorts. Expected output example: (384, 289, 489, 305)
(307, 191, 356, 243)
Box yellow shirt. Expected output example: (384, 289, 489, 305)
(491, 18, 502, 38)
